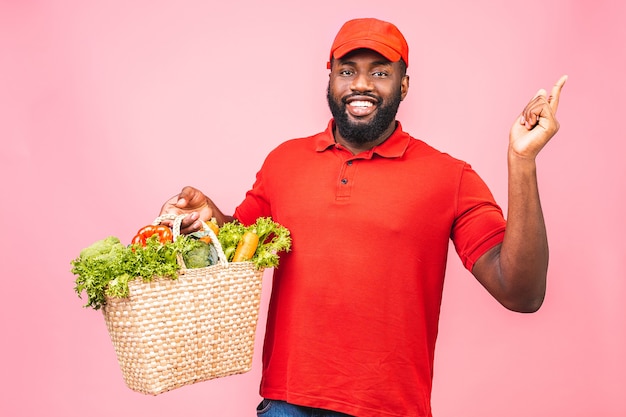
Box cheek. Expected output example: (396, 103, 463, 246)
(329, 77, 350, 97)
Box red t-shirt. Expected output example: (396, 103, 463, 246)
(234, 121, 506, 417)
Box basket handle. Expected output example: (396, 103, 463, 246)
(153, 213, 228, 266)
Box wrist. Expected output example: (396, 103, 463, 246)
(508, 146, 538, 165)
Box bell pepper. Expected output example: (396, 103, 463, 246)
(131, 224, 173, 246)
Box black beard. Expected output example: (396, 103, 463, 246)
(326, 83, 402, 145)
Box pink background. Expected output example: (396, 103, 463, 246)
(1, 1, 625, 416)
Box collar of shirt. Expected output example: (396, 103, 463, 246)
(314, 119, 411, 159)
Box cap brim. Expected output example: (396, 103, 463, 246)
(332, 39, 402, 63)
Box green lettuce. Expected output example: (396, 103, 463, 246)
(72, 235, 194, 310)
(218, 217, 292, 269)
(72, 217, 291, 310)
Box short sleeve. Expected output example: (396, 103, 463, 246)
(233, 164, 272, 226)
(451, 164, 506, 271)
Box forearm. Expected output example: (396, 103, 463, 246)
(473, 75, 565, 312)
(499, 153, 549, 311)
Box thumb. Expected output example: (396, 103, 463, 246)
(175, 197, 188, 208)
(173, 186, 195, 208)
(176, 186, 204, 209)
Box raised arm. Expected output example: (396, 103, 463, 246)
(159, 186, 234, 235)
(472, 75, 567, 313)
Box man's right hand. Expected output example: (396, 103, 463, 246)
(159, 186, 216, 235)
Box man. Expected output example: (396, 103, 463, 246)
(161, 18, 566, 417)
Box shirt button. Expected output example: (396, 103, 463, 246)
(347, 161, 353, 166)
(341, 178, 348, 184)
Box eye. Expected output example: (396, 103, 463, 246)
(372, 71, 389, 78)
(338, 68, 354, 76)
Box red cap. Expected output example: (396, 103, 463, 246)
(328, 18, 409, 69)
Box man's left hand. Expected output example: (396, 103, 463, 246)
(509, 75, 568, 160)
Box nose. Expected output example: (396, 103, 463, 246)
(350, 72, 373, 92)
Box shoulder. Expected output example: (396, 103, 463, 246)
(404, 135, 467, 168)
(393, 123, 465, 164)
(266, 130, 330, 159)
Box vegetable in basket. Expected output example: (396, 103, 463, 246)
(182, 239, 218, 268)
(72, 216, 291, 310)
(232, 231, 259, 262)
(131, 224, 173, 246)
(198, 219, 220, 244)
(218, 217, 292, 268)
(72, 234, 186, 310)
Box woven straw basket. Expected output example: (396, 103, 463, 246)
(102, 214, 265, 395)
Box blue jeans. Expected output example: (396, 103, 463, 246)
(256, 399, 354, 417)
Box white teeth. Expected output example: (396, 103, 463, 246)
(349, 101, 373, 107)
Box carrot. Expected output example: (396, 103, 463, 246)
(232, 231, 259, 262)
(200, 219, 220, 243)
(205, 219, 220, 236)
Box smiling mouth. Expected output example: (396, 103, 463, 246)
(349, 100, 374, 108)
(345, 98, 377, 117)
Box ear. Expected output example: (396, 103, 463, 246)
(400, 75, 410, 101)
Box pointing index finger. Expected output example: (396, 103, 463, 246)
(549, 74, 568, 113)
